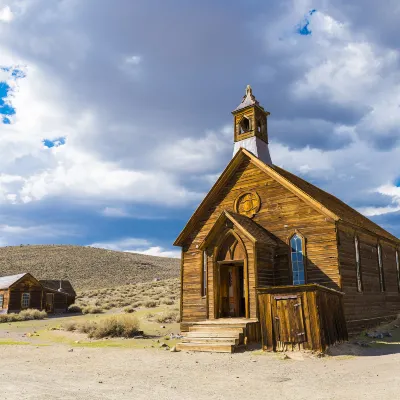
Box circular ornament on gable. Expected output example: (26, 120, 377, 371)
(234, 191, 261, 218)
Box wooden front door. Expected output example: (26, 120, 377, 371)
(45, 293, 54, 313)
(274, 296, 306, 343)
(219, 264, 245, 318)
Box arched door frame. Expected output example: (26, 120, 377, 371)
(212, 228, 250, 319)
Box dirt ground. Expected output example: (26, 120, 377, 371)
(1, 344, 400, 400)
(1, 314, 400, 400)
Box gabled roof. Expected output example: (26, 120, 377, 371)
(199, 210, 277, 250)
(0, 273, 29, 289)
(39, 280, 76, 297)
(174, 148, 399, 246)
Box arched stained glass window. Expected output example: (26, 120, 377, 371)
(290, 234, 305, 285)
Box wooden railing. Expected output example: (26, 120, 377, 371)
(257, 284, 348, 352)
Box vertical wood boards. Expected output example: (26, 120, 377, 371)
(180, 159, 339, 325)
(337, 225, 400, 332)
(257, 285, 348, 352)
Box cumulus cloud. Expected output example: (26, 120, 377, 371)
(89, 237, 180, 258)
(0, 5, 13, 22)
(0, 0, 400, 249)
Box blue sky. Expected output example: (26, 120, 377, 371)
(1, 0, 400, 257)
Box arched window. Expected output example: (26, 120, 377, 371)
(290, 234, 305, 285)
(355, 236, 363, 292)
(240, 116, 251, 134)
(377, 244, 386, 292)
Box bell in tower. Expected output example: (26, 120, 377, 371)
(232, 85, 272, 165)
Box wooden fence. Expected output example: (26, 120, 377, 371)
(257, 284, 348, 352)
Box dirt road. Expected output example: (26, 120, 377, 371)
(1, 345, 399, 400)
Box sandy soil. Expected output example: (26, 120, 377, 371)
(1, 314, 400, 400)
(0, 344, 400, 400)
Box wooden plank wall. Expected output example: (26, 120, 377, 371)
(181, 159, 340, 325)
(338, 226, 400, 332)
(7, 275, 43, 313)
(0, 289, 9, 313)
(258, 285, 348, 352)
(256, 243, 275, 287)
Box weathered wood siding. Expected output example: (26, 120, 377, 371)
(338, 225, 400, 332)
(0, 289, 9, 314)
(181, 159, 339, 324)
(7, 275, 43, 313)
(256, 242, 275, 287)
(258, 284, 348, 352)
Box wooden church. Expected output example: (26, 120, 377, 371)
(174, 86, 400, 353)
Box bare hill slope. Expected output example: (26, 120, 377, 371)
(0, 245, 180, 290)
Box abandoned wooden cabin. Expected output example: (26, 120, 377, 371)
(39, 280, 76, 313)
(0, 273, 76, 314)
(0, 273, 43, 314)
(174, 85, 400, 353)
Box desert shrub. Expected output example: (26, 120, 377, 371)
(89, 315, 140, 339)
(68, 304, 82, 313)
(124, 306, 136, 314)
(19, 309, 47, 320)
(0, 309, 47, 323)
(143, 300, 158, 308)
(82, 306, 103, 314)
(161, 298, 175, 305)
(62, 320, 78, 331)
(146, 312, 155, 319)
(155, 311, 178, 324)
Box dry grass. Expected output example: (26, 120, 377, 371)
(62, 315, 141, 339)
(75, 278, 180, 313)
(0, 245, 180, 290)
(155, 311, 179, 324)
(0, 309, 47, 323)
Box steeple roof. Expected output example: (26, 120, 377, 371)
(233, 85, 265, 112)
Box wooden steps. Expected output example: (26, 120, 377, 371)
(176, 320, 252, 353)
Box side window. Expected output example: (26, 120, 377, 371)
(0, 294, 3, 308)
(290, 234, 306, 285)
(21, 292, 30, 308)
(377, 244, 386, 292)
(355, 236, 363, 292)
(396, 250, 400, 293)
(201, 251, 207, 297)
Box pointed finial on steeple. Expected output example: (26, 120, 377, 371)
(246, 84, 252, 96)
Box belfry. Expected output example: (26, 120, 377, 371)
(232, 85, 272, 165)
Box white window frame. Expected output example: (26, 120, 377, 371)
(21, 292, 30, 309)
(202, 251, 207, 297)
(355, 236, 363, 292)
(377, 244, 385, 292)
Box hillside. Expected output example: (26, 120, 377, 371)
(0, 245, 180, 290)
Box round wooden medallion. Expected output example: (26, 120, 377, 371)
(234, 191, 261, 218)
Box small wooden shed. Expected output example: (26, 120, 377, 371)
(257, 284, 348, 352)
(0, 273, 43, 314)
(39, 280, 76, 313)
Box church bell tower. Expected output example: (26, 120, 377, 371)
(232, 85, 272, 165)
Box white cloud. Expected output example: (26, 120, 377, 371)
(125, 55, 142, 65)
(90, 238, 151, 251)
(89, 237, 180, 258)
(101, 207, 131, 218)
(0, 49, 200, 207)
(0, 5, 13, 22)
(130, 246, 180, 258)
(0, 221, 77, 246)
